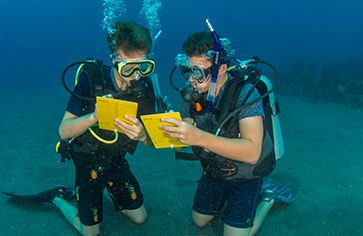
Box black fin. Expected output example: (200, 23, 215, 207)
(2, 185, 76, 203)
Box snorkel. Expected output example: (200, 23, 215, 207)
(205, 18, 222, 113)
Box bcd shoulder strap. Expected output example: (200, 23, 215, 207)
(214, 76, 257, 124)
(81, 60, 108, 97)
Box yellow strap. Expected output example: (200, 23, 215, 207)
(75, 63, 86, 85)
(227, 65, 237, 72)
(55, 141, 61, 152)
(88, 127, 119, 144)
(74, 61, 118, 144)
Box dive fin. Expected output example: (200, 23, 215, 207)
(261, 182, 299, 204)
(2, 185, 76, 203)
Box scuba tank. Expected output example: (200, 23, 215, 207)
(259, 75, 284, 159)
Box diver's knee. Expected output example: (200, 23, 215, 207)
(122, 205, 147, 224)
(132, 212, 147, 224)
(193, 219, 209, 228)
(192, 211, 214, 227)
(80, 223, 100, 236)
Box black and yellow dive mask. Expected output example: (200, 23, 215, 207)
(114, 59, 155, 79)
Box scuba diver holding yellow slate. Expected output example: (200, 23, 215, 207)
(161, 19, 298, 236)
(3, 19, 166, 236)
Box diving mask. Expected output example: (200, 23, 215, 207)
(114, 58, 155, 79)
(179, 64, 212, 83)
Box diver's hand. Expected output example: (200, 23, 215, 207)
(160, 118, 203, 146)
(93, 94, 112, 122)
(114, 116, 147, 142)
(91, 105, 98, 122)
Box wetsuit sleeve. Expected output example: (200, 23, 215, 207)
(65, 73, 93, 117)
(237, 83, 264, 119)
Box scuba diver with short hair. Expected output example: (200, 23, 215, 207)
(3, 19, 158, 236)
(161, 19, 297, 236)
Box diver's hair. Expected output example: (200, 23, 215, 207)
(182, 32, 215, 57)
(108, 20, 152, 55)
(182, 31, 228, 64)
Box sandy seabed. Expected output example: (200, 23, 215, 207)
(0, 88, 362, 236)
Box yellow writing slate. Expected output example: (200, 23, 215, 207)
(96, 97, 138, 132)
(141, 112, 189, 149)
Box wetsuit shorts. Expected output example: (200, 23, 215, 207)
(193, 175, 262, 228)
(73, 154, 144, 226)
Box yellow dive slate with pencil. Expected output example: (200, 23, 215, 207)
(96, 97, 138, 132)
(141, 112, 189, 149)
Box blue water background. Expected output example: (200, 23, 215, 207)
(0, 0, 362, 97)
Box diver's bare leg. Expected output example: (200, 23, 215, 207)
(249, 199, 275, 236)
(53, 197, 100, 236)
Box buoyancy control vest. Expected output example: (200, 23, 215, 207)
(189, 69, 284, 180)
(58, 61, 156, 163)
